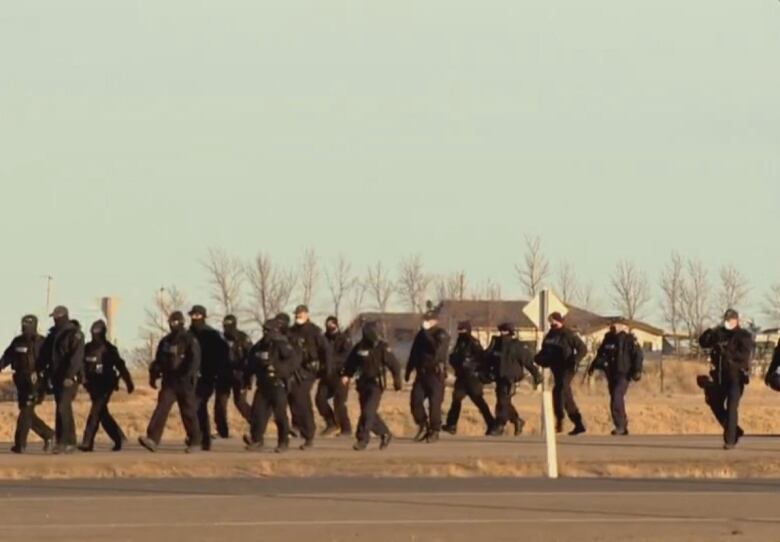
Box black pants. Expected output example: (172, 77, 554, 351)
(411, 372, 445, 432)
(53, 382, 79, 447)
(214, 376, 252, 438)
(82, 386, 123, 447)
(315, 373, 352, 434)
(608, 374, 630, 432)
(705, 375, 744, 445)
(288, 372, 316, 441)
(552, 368, 581, 425)
(494, 378, 523, 428)
(446, 375, 494, 429)
(250, 379, 290, 447)
(146, 378, 201, 446)
(356, 381, 390, 444)
(196, 378, 216, 449)
(14, 382, 53, 449)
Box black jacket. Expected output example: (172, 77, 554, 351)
(224, 329, 253, 374)
(487, 336, 541, 383)
(246, 333, 301, 384)
(592, 331, 644, 377)
(406, 327, 450, 380)
(1, 334, 45, 390)
(190, 324, 230, 382)
(449, 334, 486, 380)
(343, 339, 402, 390)
(289, 321, 332, 376)
(699, 326, 754, 379)
(765, 340, 780, 385)
(151, 330, 201, 383)
(83, 340, 133, 391)
(535, 327, 587, 372)
(325, 330, 352, 376)
(39, 322, 85, 384)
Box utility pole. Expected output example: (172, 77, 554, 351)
(159, 287, 165, 331)
(42, 275, 54, 315)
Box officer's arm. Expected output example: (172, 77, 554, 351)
(217, 334, 231, 369)
(186, 337, 202, 381)
(275, 335, 295, 360)
(384, 346, 403, 390)
(731, 332, 755, 371)
(317, 331, 334, 374)
(112, 346, 135, 391)
(435, 330, 450, 366)
(342, 346, 360, 379)
(699, 328, 718, 349)
(766, 343, 780, 384)
(0, 343, 13, 372)
(65, 331, 86, 381)
(520, 344, 542, 383)
(571, 333, 588, 367)
(405, 336, 419, 381)
(631, 338, 644, 377)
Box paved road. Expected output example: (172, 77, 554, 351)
(1, 477, 779, 541)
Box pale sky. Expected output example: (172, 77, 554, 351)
(1, 1, 778, 344)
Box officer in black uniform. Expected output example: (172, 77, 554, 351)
(188, 305, 230, 450)
(214, 314, 253, 436)
(0, 315, 54, 453)
(405, 311, 450, 443)
(38, 306, 85, 454)
(341, 322, 402, 451)
(140, 311, 203, 453)
(78, 320, 135, 451)
(698, 309, 754, 449)
(288, 305, 332, 450)
(765, 339, 780, 392)
(486, 323, 542, 437)
(316, 316, 353, 437)
(442, 321, 495, 435)
(535, 312, 588, 435)
(244, 317, 300, 453)
(589, 320, 643, 436)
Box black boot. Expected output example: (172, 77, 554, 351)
(513, 419, 526, 436)
(413, 425, 429, 442)
(380, 433, 393, 450)
(138, 436, 158, 453)
(568, 413, 586, 436)
(426, 431, 440, 444)
(441, 425, 457, 435)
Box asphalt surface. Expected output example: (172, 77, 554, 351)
(1, 477, 779, 541)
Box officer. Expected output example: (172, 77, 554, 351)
(38, 306, 84, 454)
(405, 310, 450, 443)
(341, 322, 402, 451)
(699, 309, 754, 449)
(316, 316, 353, 437)
(486, 323, 542, 437)
(78, 320, 135, 451)
(535, 312, 588, 435)
(140, 311, 203, 453)
(244, 317, 300, 453)
(588, 320, 643, 436)
(442, 321, 495, 436)
(0, 315, 54, 453)
(288, 305, 332, 450)
(765, 339, 780, 392)
(188, 305, 230, 450)
(214, 314, 253, 437)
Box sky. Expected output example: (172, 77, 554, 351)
(0, 1, 778, 346)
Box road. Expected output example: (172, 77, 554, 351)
(0, 477, 779, 541)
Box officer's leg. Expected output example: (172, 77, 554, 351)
(301, 376, 317, 441)
(725, 378, 744, 446)
(315, 378, 337, 429)
(177, 382, 203, 447)
(466, 378, 495, 429)
(99, 390, 123, 445)
(57, 383, 78, 446)
(53, 387, 63, 445)
(14, 400, 34, 451)
(562, 370, 585, 433)
(29, 405, 54, 443)
(551, 370, 565, 428)
(610, 376, 629, 433)
(81, 390, 106, 448)
(366, 386, 388, 438)
(333, 377, 352, 435)
(214, 381, 231, 439)
(410, 378, 427, 429)
(494, 380, 510, 428)
(427, 374, 444, 433)
(272, 384, 290, 449)
(355, 386, 368, 443)
(146, 385, 177, 444)
(705, 382, 728, 430)
(232, 379, 252, 422)
(196, 380, 214, 449)
(445, 379, 467, 429)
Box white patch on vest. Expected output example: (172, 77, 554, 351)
(15, 347, 28, 353)
(358, 350, 369, 357)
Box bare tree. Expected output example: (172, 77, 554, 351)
(557, 261, 579, 304)
(299, 248, 319, 308)
(201, 247, 244, 318)
(515, 235, 550, 298)
(346, 278, 368, 323)
(325, 254, 357, 320)
(610, 260, 650, 320)
(470, 278, 502, 301)
(366, 261, 395, 313)
(577, 281, 600, 312)
(660, 252, 684, 354)
(434, 271, 469, 302)
(763, 283, 780, 328)
(680, 258, 712, 340)
(718, 264, 750, 314)
(397, 254, 432, 312)
(245, 253, 297, 325)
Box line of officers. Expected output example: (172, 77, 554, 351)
(1, 302, 774, 454)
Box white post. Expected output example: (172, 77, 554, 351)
(539, 289, 559, 479)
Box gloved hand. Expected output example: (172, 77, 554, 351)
(149, 375, 158, 390)
(631, 372, 642, 382)
(394, 381, 403, 392)
(126, 380, 136, 394)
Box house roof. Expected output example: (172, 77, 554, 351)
(436, 300, 536, 330)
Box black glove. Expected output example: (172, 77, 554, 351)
(126, 380, 136, 394)
(394, 380, 403, 392)
(631, 371, 642, 382)
(149, 374, 158, 390)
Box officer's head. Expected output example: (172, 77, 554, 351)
(325, 316, 339, 335)
(549, 312, 565, 330)
(50, 306, 70, 328)
(457, 321, 472, 336)
(263, 317, 282, 337)
(613, 319, 629, 334)
(90, 320, 108, 342)
(275, 312, 291, 332)
(223, 314, 238, 335)
(362, 322, 380, 345)
(498, 323, 516, 337)
(422, 311, 438, 331)
(294, 305, 310, 326)
(723, 309, 740, 331)
(169, 311, 186, 333)
(21, 315, 38, 338)
(188, 305, 207, 327)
